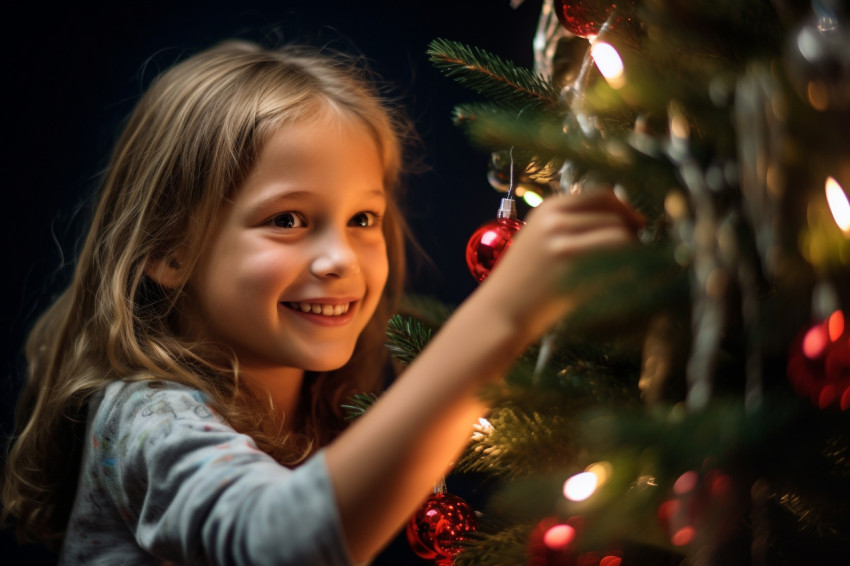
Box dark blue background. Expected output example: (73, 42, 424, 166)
(2, 0, 542, 563)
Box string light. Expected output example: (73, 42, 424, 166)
(590, 42, 625, 88)
(523, 190, 543, 207)
(564, 472, 598, 501)
(825, 176, 850, 232)
(543, 523, 576, 550)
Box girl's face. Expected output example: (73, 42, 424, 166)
(184, 114, 390, 377)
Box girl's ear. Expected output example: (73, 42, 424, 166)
(144, 254, 185, 289)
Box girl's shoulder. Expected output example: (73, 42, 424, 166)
(90, 377, 225, 439)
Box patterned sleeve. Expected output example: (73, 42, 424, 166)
(89, 379, 354, 566)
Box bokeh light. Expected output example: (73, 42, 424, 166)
(564, 471, 598, 501)
(523, 190, 543, 207)
(828, 310, 845, 341)
(803, 324, 828, 359)
(543, 523, 576, 550)
(673, 470, 698, 495)
(825, 177, 850, 232)
(591, 42, 625, 88)
(671, 525, 695, 546)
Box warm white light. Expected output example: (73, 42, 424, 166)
(825, 176, 850, 232)
(563, 471, 598, 501)
(591, 42, 625, 88)
(477, 417, 493, 430)
(670, 114, 690, 139)
(523, 191, 543, 207)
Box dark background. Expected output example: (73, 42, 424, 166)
(2, 0, 543, 563)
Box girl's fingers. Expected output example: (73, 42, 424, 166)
(538, 190, 647, 232)
(546, 225, 636, 257)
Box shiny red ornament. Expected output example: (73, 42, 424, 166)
(787, 310, 850, 410)
(406, 491, 478, 564)
(553, 0, 617, 38)
(465, 217, 524, 282)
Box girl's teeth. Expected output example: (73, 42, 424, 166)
(289, 302, 350, 316)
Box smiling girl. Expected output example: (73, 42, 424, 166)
(2, 40, 642, 565)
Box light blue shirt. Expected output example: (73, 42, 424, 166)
(60, 379, 353, 565)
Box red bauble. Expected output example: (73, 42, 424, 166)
(553, 0, 616, 38)
(465, 217, 524, 282)
(787, 310, 850, 410)
(406, 492, 478, 564)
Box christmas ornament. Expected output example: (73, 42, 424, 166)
(553, 0, 614, 38)
(406, 485, 478, 564)
(553, 0, 635, 39)
(787, 309, 850, 410)
(466, 198, 525, 282)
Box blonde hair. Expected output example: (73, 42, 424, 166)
(2, 39, 410, 547)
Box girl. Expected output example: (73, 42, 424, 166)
(2, 40, 643, 564)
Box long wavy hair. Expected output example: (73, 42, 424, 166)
(1, 39, 410, 547)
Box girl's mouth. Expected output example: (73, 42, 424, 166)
(284, 301, 352, 317)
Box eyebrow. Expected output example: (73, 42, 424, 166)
(249, 188, 386, 210)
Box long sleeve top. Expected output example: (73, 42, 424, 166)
(60, 379, 354, 565)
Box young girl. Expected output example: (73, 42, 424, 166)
(2, 40, 643, 564)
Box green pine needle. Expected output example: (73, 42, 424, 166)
(385, 314, 434, 366)
(341, 392, 379, 421)
(453, 524, 533, 566)
(427, 38, 561, 114)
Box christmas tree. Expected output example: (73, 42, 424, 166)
(386, 0, 850, 564)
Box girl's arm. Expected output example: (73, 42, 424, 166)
(325, 190, 644, 562)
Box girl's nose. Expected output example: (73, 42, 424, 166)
(310, 230, 360, 279)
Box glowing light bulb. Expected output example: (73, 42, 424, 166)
(673, 470, 698, 495)
(590, 42, 625, 88)
(585, 461, 613, 484)
(543, 524, 575, 550)
(563, 471, 598, 501)
(671, 525, 695, 546)
(825, 177, 850, 232)
(523, 190, 543, 207)
(828, 310, 845, 341)
(803, 324, 828, 359)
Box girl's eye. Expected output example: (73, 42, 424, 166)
(350, 211, 380, 228)
(271, 212, 305, 229)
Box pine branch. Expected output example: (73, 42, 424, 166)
(458, 404, 584, 477)
(454, 524, 532, 566)
(556, 245, 690, 338)
(460, 105, 679, 199)
(427, 38, 561, 114)
(341, 392, 379, 421)
(384, 314, 434, 366)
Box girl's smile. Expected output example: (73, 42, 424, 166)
(183, 110, 389, 380)
(281, 298, 358, 326)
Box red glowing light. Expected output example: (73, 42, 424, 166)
(543, 524, 576, 550)
(803, 325, 828, 359)
(710, 473, 732, 496)
(600, 556, 622, 566)
(671, 525, 696, 546)
(828, 311, 845, 341)
(657, 499, 679, 521)
(673, 470, 698, 495)
(841, 387, 850, 410)
(819, 384, 838, 409)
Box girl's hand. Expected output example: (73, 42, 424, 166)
(475, 189, 645, 342)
